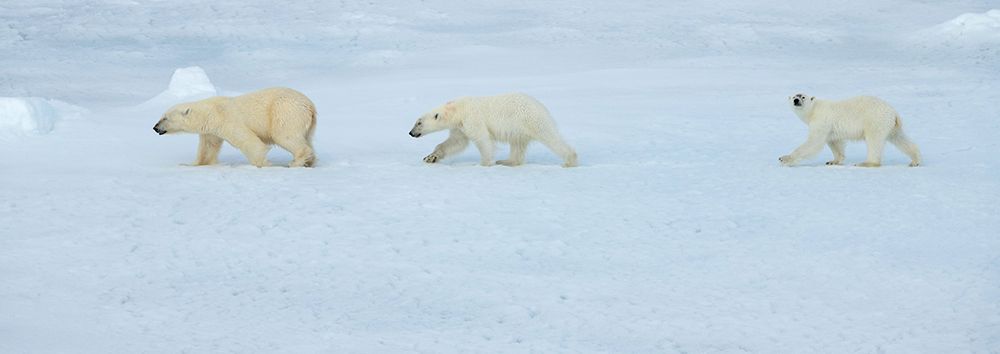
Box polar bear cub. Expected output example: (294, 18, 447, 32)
(408, 93, 578, 167)
(153, 87, 317, 167)
(780, 93, 921, 167)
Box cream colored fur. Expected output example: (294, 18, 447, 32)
(780, 93, 921, 167)
(408, 93, 577, 167)
(153, 87, 317, 167)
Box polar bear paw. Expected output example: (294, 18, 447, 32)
(855, 162, 881, 168)
(778, 155, 795, 166)
(423, 154, 441, 163)
(825, 160, 843, 166)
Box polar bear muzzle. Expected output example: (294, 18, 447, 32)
(153, 119, 167, 135)
(409, 121, 423, 138)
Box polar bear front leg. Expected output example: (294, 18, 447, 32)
(425, 129, 469, 163)
(225, 129, 271, 167)
(826, 140, 845, 166)
(460, 125, 495, 166)
(194, 134, 224, 165)
(780, 128, 828, 166)
(474, 139, 496, 166)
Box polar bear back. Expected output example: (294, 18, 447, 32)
(217, 87, 316, 143)
(459, 93, 559, 142)
(819, 96, 896, 120)
(813, 96, 898, 141)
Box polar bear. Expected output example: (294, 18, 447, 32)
(408, 93, 578, 167)
(779, 93, 921, 167)
(153, 87, 317, 167)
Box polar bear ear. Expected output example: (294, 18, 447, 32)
(810, 97, 815, 101)
(443, 102, 456, 118)
(183, 108, 191, 115)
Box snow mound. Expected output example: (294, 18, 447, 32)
(166, 66, 217, 98)
(0, 97, 85, 136)
(925, 10, 1000, 42)
(138, 66, 218, 110)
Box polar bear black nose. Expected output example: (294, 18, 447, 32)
(409, 131, 421, 138)
(793, 98, 801, 105)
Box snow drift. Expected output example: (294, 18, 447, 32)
(919, 9, 1000, 43)
(0, 97, 85, 136)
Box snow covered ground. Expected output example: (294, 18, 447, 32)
(2, 1, 999, 352)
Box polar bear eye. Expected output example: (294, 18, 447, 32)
(433, 113, 439, 119)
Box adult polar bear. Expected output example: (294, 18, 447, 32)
(153, 87, 317, 167)
(780, 93, 921, 167)
(409, 93, 578, 167)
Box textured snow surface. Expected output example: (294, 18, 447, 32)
(1, 1, 999, 353)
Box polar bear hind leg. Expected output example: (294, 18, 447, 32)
(304, 109, 317, 167)
(275, 134, 315, 167)
(538, 134, 577, 168)
(273, 100, 317, 167)
(272, 124, 315, 167)
(889, 129, 922, 167)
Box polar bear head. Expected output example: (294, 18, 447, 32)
(409, 101, 457, 138)
(788, 93, 816, 112)
(153, 104, 200, 135)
